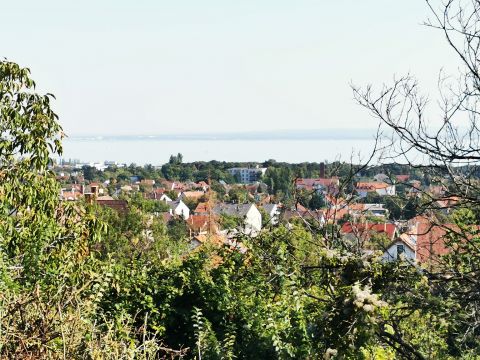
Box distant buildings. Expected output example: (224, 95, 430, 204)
(295, 177, 340, 194)
(228, 167, 267, 184)
(356, 182, 396, 198)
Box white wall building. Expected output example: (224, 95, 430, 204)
(214, 203, 262, 235)
(228, 167, 267, 184)
(382, 233, 416, 262)
(167, 200, 190, 219)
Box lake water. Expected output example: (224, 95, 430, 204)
(61, 138, 378, 165)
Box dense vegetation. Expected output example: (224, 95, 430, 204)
(4, 1, 480, 357)
(1, 61, 479, 360)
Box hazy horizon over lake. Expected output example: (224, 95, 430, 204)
(61, 138, 378, 165)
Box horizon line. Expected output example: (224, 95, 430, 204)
(65, 128, 378, 141)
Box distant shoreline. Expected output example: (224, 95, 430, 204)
(66, 129, 377, 142)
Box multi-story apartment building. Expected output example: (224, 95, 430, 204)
(228, 167, 267, 184)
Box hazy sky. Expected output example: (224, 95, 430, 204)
(3, 0, 460, 136)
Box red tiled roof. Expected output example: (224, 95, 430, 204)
(348, 204, 365, 211)
(325, 195, 347, 207)
(435, 196, 460, 209)
(140, 179, 155, 186)
(405, 216, 478, 263)
(296, 203, 308, 212)
(296, 177, 339, 186)
(341, 222, 397, 240)
(161, 212, 173, 223)
(145, 188, 166, 200)
(282, 209, 324, 222)
(415, 222, 452, 262)
(182, 191, 205, 200)
(295, 178, 340, 191)
(195, 202, 209, 214)
(323, 207, 349, 223)
(395, 175, 410, 182)
(60, 191, 82, 201)
(356, 182, 390, 190)
(97, 199, 128, 213)
(186, 215, 209, 232)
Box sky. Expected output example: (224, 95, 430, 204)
(2, 0, 460, 136)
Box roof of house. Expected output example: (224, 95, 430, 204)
(282, 208, 324, 222)
(195, 202, 209, 214)
(356, 182, 391, 190)
(262, 204, 278, 214)
(97, 199, 128, 213)
(397, 233, 416, 251)
(435, 196, 461, 209)
(181, 191, 205, 200)
(192, 233, 227, 247)
(213, 203, 256, 217)
(186, 215, 209, 232)
(295, 178, 340, 189)
(97, 195, 114, 201)
(167, 200, 186, 210)
(411, 218, 457, 263)
(324, 195, 347, 208)
(246, 184, 259, 193)
(348, 203, 365, 211)
(322, 207, 349, 222)
(363, 203, 387, 212)
(395, 175, 410, 182)
(161, 212, 173, 223)
(161, 180, 175, 190)
(144, 188, 166, 200)
(60, 191, 82, 201)
(67, 184, 83, 192)
(341, 222, 397, 240)
(295, 203, 308, 212)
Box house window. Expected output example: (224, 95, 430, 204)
(397, 244, 405, 259)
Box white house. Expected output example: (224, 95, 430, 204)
(160, 194, 173, 202)
(262, 204, 280, 225)
(167, 200, 190, 219)
(382, 233, 416, 262)
(213, 203, 262, 234)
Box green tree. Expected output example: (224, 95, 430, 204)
(0, 60, 111, 357)
(309, 192, 325, 210)
(228, 187, 249, 203)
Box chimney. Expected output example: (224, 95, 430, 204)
(319, 162, 325, 178)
